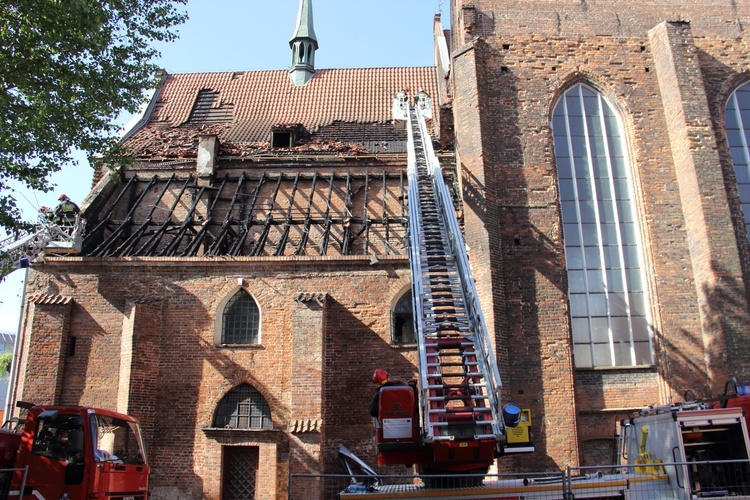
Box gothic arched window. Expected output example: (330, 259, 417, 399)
(725, 82, 750, 240)
(221, 289, 260, 345)
(392, 289, 415, 345)
(214, 384, 272, 430)
(552, 83, 652, 368)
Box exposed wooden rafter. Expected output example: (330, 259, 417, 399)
(80, 168, 456, 259)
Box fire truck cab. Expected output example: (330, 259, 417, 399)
(0, 404, 149, 500)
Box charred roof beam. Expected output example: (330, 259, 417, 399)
(340, 173, 353, 255)
(294, 172, 318, 256)
(228, 173, 266, 256)
(207, 173, 245, 256)
(83, 175, 140, 255)
(273, 172, 301, 256)
(159, 184, 207, 256)
(249, 175, 283, 256)
(182, 176, 229, 256)
(113, 174, 176, 256)
(80, 169, 415, 258)
(134, 176, 193, 256)
(363, 172, 371, 255)
(94, 176, 162, 257)
(318, 174, 335, 256)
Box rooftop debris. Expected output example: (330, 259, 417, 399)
(125, 123, 381, 158)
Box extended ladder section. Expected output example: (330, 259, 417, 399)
(405, 104, 506, 445)
(0, 217, 85, 280)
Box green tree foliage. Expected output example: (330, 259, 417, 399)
(0, 0, 187, 233)
(0, 351, 12, 378)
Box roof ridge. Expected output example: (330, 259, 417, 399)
(166, 65, 436, 77)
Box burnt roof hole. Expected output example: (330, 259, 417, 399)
(271, 125, 301, 148)
(272, 131, 293, 148)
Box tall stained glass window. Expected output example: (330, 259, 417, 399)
(725, 82, 750, 241)
(553, 84, 652, 368)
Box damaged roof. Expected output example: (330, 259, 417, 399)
(123, 67, 438, 156)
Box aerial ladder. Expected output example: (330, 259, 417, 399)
(0, 216, 85, 280)
(371, 95, 527, 479)
(407, 99, 508, 462)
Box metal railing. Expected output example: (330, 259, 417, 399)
(289, 471, 565, 500)
(567, 460, 750, 500)
(0, 214, 85, 279)
(289, 459, 750, 499)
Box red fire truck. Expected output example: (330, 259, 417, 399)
(0, 403, 149, 500)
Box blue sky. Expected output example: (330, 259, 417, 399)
(0, 0, 447, 333)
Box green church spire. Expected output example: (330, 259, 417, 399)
(289, 0, 318, 86)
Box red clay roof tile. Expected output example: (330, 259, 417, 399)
(126, 67, 437, 149)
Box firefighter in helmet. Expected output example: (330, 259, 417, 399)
(54, 194, 80, 227)
(415, 87, 430, 108)
(369, 368, 398, 418)
(396, 87, 409, 104)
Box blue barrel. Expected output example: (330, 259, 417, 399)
(503, 404, 521, 428)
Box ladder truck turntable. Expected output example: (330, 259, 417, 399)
(339, 95, 750, 499)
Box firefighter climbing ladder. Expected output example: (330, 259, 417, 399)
(405, 103, 506, 445)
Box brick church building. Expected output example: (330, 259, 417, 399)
(11, 0, 750, 498)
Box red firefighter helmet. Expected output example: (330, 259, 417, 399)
(58, 193, 68, 201)
(372, 368, 390, 386)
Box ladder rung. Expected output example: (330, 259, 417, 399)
(428, 407, 492, 415)
(473, 434, 500, 440)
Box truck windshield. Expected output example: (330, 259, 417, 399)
(32, 414, 84, 462)
(90, 414, 148, 465)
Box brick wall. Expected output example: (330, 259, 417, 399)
(21, 258, 413, 499)
(18, 295, 72, 405)
(450, 0, 750, 467)
(452, 0, 750, 40)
